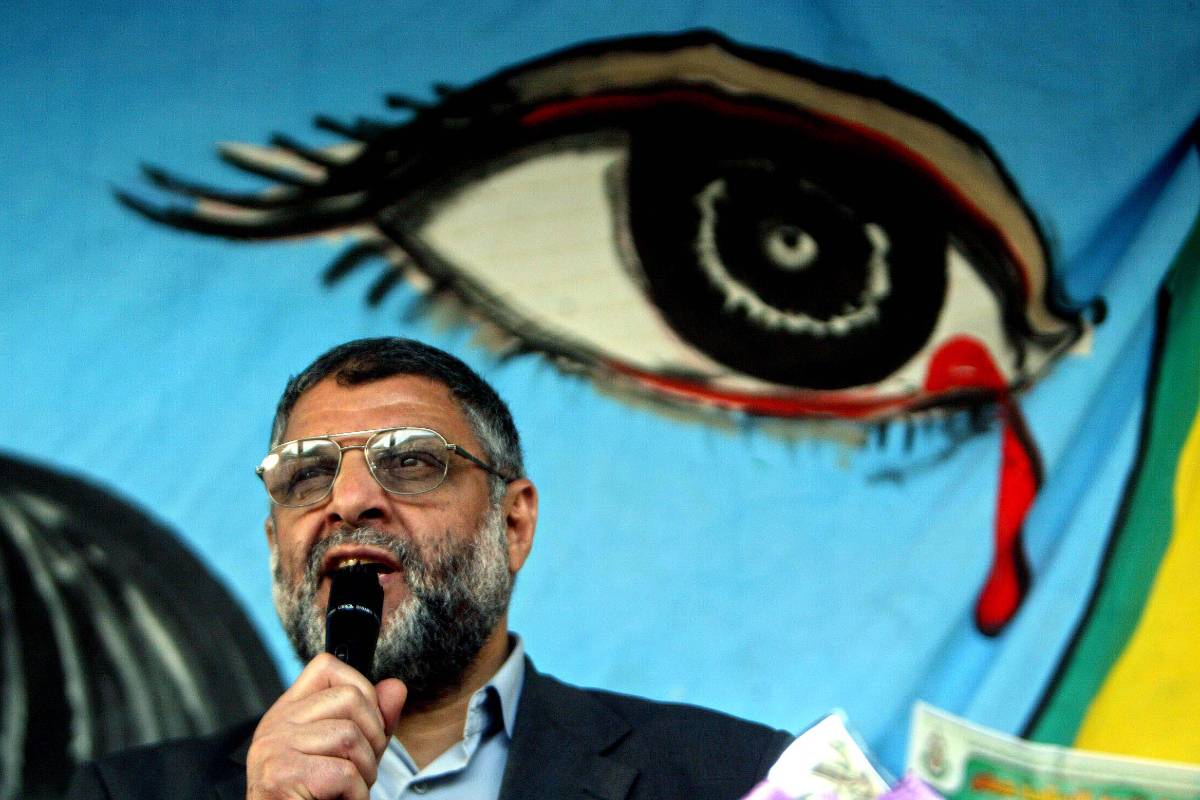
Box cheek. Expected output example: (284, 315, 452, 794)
(274, 507, 321, 551)
(397, 495, 484, 542)
(270, 530, 314, 585)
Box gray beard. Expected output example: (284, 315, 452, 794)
(271, 503, 512, 708)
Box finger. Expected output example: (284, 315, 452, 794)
(269, 654, 387, 737)
(375, 678, 407, 740)
(275, 684, 389, 756)
(287, 653, 384, 719)
(253, 752, 372, 800)
(274, 718, 380, 787)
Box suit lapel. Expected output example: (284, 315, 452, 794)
(499, 661, 638, 800)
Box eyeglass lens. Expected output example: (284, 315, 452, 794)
(263, 429, 451, 506)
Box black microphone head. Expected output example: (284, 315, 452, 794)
(325, 563, 384, 678)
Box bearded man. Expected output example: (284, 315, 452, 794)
(67, 337, 792, 800)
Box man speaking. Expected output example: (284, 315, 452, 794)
(68, 338, 791, 799)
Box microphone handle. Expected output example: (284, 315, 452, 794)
(325, 564, 383, 677)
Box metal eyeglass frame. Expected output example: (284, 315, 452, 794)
(255, 426, 509, 507)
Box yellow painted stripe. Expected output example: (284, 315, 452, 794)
(1074, 390, 1200, 761)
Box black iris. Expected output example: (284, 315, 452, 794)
(626, 107, 949, 391)
(708, 173, 875, 321)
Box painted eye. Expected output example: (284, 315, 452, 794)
(120, 31, 1088, 422)
(403, 102, 977, 403)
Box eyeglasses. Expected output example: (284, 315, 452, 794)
(256, 426, 508, 507)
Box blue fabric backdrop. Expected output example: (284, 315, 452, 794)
(3, 1, 1197, 772)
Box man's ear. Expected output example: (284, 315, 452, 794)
(264, 514, 277, 549)
(503, 478, 538, 575)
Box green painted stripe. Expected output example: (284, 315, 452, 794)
(1027, 205, 1200, 744)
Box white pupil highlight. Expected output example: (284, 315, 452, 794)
(764, 224, 818, 271)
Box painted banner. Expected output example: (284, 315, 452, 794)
(2, 3, 1198, 795)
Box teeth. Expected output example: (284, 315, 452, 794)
(336, 557, 383, 569)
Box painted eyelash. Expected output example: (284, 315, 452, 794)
(866, 404, 998, 484)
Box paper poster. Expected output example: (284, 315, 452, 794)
(907, 702, 1200, 800)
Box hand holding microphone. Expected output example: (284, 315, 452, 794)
(246, 564, 405, 800)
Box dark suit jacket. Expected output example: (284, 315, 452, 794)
(67, 660, 793, 799)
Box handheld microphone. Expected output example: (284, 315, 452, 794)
(325, 563, 383, 678)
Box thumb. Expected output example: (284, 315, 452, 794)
(375, 678, 407, 736)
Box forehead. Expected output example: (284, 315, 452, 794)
(282, 374, 476, 445)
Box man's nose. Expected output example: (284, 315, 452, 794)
(324, 448, 387, 526)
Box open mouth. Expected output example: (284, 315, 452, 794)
(320, 549, 403, 579)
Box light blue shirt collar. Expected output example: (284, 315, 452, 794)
(372, 635, 525, 799)
(488, 634, 525, 738)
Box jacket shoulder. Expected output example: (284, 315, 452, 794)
(582, 680, 787, 751)
(524, 668, 792, 795)
(66, 718, 257, 800)
(535, 668, 788, 737)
